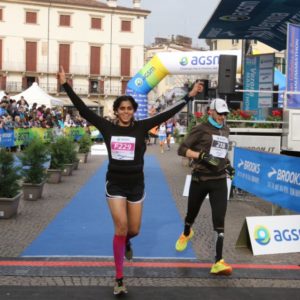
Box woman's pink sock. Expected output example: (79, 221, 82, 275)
(113, 235, 126, 279)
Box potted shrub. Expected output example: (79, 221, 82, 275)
(47, 138, 65, 184)
(77, 133, 92, 163)
(20, 136, 50, 200)
(60, 136, 77, 176)
(0, 149, 22, 218)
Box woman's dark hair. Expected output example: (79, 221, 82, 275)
(113, 95, 138, 113)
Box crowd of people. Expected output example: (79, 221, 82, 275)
(0, 94, 88, 131)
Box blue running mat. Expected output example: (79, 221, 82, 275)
(22, 155, 196, 259)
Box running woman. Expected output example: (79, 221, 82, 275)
(58, 67, 203, 295)
(158, 122, 167, 153)
(175, 98, 235, 276)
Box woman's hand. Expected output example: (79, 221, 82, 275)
(57, 66, 67, 85)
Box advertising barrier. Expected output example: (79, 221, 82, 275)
(233, 147, 300, 212)
(0, 126, 103, 148)
(236, 215, 300, 255)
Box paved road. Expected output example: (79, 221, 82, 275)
(0, 142, 299, 295)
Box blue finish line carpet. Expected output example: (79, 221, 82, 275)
(22, 155, 196, 259)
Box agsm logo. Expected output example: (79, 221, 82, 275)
(179, 57, 188, 66)
(254, 225, 271, 245)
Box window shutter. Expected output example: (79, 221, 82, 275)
(26, 41, 37, 72)
(121, 20, 131, 32)
(91, 18, 101, 29)
(120, 48, 131, 77)
(90, 46, 100, 75)
(59, 44, 70, 73)
(26, 11, 37, 24)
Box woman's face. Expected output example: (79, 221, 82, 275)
(116, 100, 135, 126)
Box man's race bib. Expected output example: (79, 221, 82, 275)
(209, 135, 229, 158)
(111, 136, 136, 160)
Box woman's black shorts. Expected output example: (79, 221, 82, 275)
(105, 180, 145, 203)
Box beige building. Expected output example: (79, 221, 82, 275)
(0, 0, 150, 116)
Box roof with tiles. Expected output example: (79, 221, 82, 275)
(19, 0, 150, 13)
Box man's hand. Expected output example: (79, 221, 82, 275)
(197, 151, 220, 167)
(57, 66, 67, 85)
(225, 164, 235, 179)
(188, 81, 204, 98)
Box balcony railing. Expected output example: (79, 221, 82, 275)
(5, 80, 123, 96)
(1, 61, 139, 77)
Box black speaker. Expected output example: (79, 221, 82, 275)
(218, 55, 237, 94)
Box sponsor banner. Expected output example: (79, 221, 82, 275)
(243, 55, 260, 112)
(126, 50, 240, 119)
(246, 215, 300, 255)
(64, 127, 85, 141)
(14, 128, 31, 146)
(198, 0, 300, 51)
(243, 54, 274, 119)
(233, 147, 300, 212)
(228, 133, 281, 163)
(156, 50, 241, 75)
(287, 23, 300, 108)
(126, 50, 241, 95)
(0, 129, 14, 148)
(0, 127, 97, 147)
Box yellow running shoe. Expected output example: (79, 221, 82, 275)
(210, 259, 232, 275)
(113, 278, 128, 295)
(175, 229, 194, 252)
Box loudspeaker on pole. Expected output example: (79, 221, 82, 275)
(218, 55, 237, 94)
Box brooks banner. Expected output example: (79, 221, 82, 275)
(233, 147, 300, 212)
(287, 23, 300, 108)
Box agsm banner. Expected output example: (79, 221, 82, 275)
(233, 147, 300, 212)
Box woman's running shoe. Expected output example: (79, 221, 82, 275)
(125, 241, 133, 261)
(175, 229, 194, 251)
(113, 278, 128, 295)
(210, 259, 232, 275)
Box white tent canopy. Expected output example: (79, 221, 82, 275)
(11, 82, 64, 107)
(0, 90, 6, 100)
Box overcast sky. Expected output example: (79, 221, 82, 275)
(117, 0, 221, 47)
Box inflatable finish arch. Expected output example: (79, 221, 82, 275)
(126, 50, 241, 119)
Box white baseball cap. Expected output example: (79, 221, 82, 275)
(209, 98, 229, 114)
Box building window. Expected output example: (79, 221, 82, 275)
(91, 17, 102, 29)
(26, 11, 37, 24)
(121, 20, 131, 32)
(0, 8, 3, 21)
(59, 14, 71, 27)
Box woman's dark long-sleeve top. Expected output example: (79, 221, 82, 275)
(63, 83, 192, 183)
(178, 121, 230, 181)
